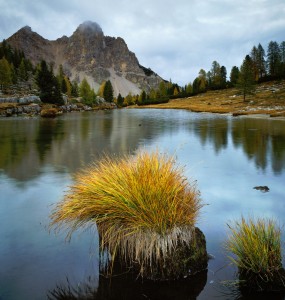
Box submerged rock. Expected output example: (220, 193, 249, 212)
(253, 186, 270, 192)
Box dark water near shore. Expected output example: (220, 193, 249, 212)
(0, 109, 285, 299)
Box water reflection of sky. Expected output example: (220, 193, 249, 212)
(0, 110, 285, 299)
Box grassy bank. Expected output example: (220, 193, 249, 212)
(139, 81, 285, 117)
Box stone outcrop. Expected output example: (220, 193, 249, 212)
(0, 103, 106, 117)
(6, 21, 164, 96)
(0, 95, 41, 104)
(0, 103, 41, 117)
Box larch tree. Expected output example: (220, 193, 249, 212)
(0, 57, 12, 91)
(98, 81, 106, 98)
(79, 77, 95, 105)
(210, 61, 222, 89)
(198, 69, 207, 92)
(186, 82, 193, 94)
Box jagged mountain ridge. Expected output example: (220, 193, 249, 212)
(6, 21, 163, 96)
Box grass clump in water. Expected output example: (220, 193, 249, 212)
(225, 216, 285, 292)
(50, 150, 204, 278)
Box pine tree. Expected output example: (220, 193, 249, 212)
(71, 81, 79, 97)
(250, 46, 259, 81)
(18, 58, 28, 81)
(220, 66, 227, 88)
(267, 41, 281, 78)
(51, 76, 64, 105)
(61, 77, 67, 93)
(192, 77, 200, 95)
(36, 60, 63, 104)
(280, 41, 285, 78)
(257, 43, 266, 79)
(117, 93, 124, 107)
(103, 80, 114, 102)
(237, 55, 255, 102)
(230, 66, 239, 85)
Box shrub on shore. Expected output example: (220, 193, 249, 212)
(40, 107, 59, 118)
(225, 216, 285, 292)
(50, 150, 205, 279)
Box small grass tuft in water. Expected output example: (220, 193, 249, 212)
(50, 150, 203, 277)
(225, 216, 285, 291)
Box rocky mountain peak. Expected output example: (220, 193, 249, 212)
(6, 21, 163, 96)
(21, 26, 32, 33)
(76, 21, 103, 36)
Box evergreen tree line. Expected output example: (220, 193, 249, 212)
(1, 39, 285, 105)
(122, 40, 285, 106)
(0, 39, 114, 105)
(114, 81, 180, 107)
(0, 40, 33, 90)
(178, 40, 285, 99)
(35, 63, 114, 105)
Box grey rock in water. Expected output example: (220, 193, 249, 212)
(253, 186, 270, 192)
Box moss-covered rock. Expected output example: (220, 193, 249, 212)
(112, 227, 208, 281)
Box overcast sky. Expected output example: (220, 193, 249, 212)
(1, 0, 285, 85)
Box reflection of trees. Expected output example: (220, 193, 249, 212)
(271, 133, 285, 175)
(48, 270, 207, 300)
(0, 119, 41, 181)
(190, 115, 285, 174)
(0, 111, 166, 182)
(193, 117, 229, 154)
(1, 111, 285, 181)
(231, 118, 285, 174)
(0, 120, 29, 168)
(35, 118, 64, 161)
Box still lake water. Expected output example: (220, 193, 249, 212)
(0, 109, 285, 300)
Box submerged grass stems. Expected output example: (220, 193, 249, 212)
(50, 150, 203, 276)
(225, 216, 285, 291)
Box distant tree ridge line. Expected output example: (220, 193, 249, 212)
(0, 39, 284, 105)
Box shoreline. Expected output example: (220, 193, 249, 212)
(131, 104, 285, 120)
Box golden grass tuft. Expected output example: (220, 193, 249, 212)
(50, 150, 203, 276)
(225, 216, 285, 291)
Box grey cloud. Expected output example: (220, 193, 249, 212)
(0, 0, 284, 85)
